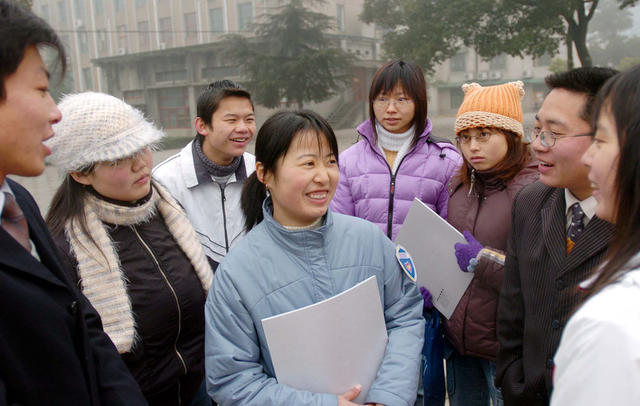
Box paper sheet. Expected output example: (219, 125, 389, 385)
(261, 276, 388, 404)
(395, 198, 474, 319)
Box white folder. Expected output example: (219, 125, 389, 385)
(395, 198, 474, 319)
(262, 276, 388, 404)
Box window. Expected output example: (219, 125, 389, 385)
(97, 29, 107, 52)
(450, 88, 464, 110)
(156, 68, 187, 82)
(450, 52, 466, 72)
(237, 2, 253, 31)
(184, 12, 197, 39)
(201, 54, 237, 79)
(117, 25, 127, 50)
(124, 90, 147, 116)
(74, 0, 85, 19)
(124, 90, 145, 104)
(490, 54, 506, 70)
(115, 0, 124, 13)
(209, 7, 224, 32)
(155, 59, 187, 82)
(57, 1, 66, 24)
(40, 5, 50, 21)
(83, 68, 93, 90)
(78, 31, 89, 53)
(534, 53, 552, 67)
(336, 4, 345, 32)
(159, 17, 173, 46)
(60, 35, 71, 49)
(94, 0, 103, 15)
(157, 88, 189, 128)
(138, 21, 150, 49)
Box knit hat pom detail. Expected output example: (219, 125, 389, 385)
(462, 82, 482, 94)
(507, 80, 525, 98)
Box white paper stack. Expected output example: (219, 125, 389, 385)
(261, 276, 388, 404)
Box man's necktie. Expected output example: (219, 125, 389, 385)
(566, 203, 585, 254)
(2, 192, 31, 251)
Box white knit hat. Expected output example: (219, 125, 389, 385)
(47, 92, 164, 172)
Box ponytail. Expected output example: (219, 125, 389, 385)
(242, 172, 267, 231)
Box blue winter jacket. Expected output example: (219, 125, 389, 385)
(205, 199, 424, 406)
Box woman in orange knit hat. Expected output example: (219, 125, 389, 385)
(433, 81, 538, 406)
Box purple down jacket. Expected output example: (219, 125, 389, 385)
(331, 119, 462, 240)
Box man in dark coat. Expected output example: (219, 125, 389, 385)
(496, 67, 618, 406)
(0, 1, 146, 404)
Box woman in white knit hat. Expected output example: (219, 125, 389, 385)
(45, 92, 214, 406)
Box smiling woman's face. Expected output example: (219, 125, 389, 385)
(581, 107, 620, 223)
(71, 148, 153, 202)
(259, 131, 339, 227)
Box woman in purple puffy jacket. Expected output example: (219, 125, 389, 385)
(330, 60, 461, 240)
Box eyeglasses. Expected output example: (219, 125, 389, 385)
(373, 96, 413, 109)
(526, 128, 593, 148)
(455, 131, 494, 145)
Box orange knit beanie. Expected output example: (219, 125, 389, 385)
(455, 81, 525, 137)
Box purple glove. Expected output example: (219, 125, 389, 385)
(454, 230, 483, 272)
(419, 286, 434, 309)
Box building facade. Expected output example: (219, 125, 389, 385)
(429, 48, 562, 117)
(33, 0, 383, 135)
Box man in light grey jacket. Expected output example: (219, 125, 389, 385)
(153, 80, 256, 270)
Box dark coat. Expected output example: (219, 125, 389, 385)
(496, 182, 615, 405)
(444, 163, 539, 360)
(0, 179, 146, 406)
(54, 210, 207, 406)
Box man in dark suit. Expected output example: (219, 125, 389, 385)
(496, 67, 618, 406)
(0, 1, 146, 404)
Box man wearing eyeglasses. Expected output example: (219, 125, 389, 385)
(496, 67, 618, 406)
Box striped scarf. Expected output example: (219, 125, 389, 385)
(65, 180, 213, 353)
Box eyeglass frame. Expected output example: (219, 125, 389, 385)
(455, 130, 495, 145)
(527, 128, 593, 148)
(372, 96, 414, 109)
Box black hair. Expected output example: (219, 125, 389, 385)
(368, 60, 428, 145)
(241, 110, 339, 231)
(45, 169, 113, 263)
(0, 0, 66, 100)
(584, 65, 640, 299)
(544, 67, 618, 122)
(196, 79, 254, 129)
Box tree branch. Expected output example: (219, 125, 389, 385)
(586, 0, 600, 21)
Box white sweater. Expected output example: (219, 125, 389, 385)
(551, 263, 640, 405)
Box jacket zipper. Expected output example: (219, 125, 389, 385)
(387, 173, 396, 238)
(376, 145, 410, 238)
(363, 132, 415, 238)
(218, 184, 230, 252)
(132, 226, 187, 404)
(386, 155, 409, 238)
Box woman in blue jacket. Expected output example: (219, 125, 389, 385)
(204, 110, 424, 405)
